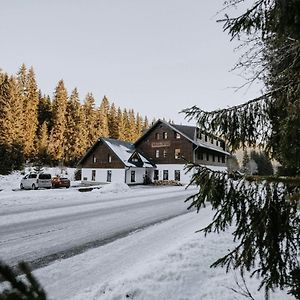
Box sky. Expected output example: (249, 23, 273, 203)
(0, 0, 263, 124)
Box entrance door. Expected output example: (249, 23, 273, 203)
(153, 170, 159, 181)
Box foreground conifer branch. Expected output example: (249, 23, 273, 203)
(0, 261, 47, 300)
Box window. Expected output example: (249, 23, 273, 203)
(211, 138, 214, 144)
(155, 133, 160, 140)
(29, 174, 37, 179)
(83, 177, 87, 181)
(175, 132, 181, 139)
(216, 140, 219, 147)
(218, 155, 220, 162)
(163, 132, 168, 139)
(154, 170, 159, 180)
(222, 155, 225, 163)
(93, 155, 97, 163)
(163, 149, 167, 158)
(174, 170, 180, 181)
(163, 170, 169, 180)
(206, 153, 209, 161)
(197, 151, 203, 160)
(92, 170, 96, 181)
(205, 135, 208, 142)
(131, 170, 136, 182)
(155, 150, 160, 158)
(175, 149, 181, 159)
(107, 170, 112, 182)
(108, 154, 112, 163)
(132, 157, 138, 162)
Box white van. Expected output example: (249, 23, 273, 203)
(20, 173, 52, 190)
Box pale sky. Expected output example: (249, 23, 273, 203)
(0, 0, 262, 124)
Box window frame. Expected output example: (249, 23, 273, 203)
(107, 170, 112, 182)
(92, 170, 96, 181)
(131, 170, 136, 182)
(163, 170, 169, 180)
(175, 148, 181, 159)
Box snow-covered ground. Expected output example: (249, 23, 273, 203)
(33, 209, 291, 300)
(0, 173, 292, 299)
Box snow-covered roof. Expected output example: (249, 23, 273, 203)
(102, 138, 154, 168)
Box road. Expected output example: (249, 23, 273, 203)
(0, 186, 196, 270)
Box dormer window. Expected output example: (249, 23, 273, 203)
(155, 133, 160, 140)
(163, 132, 168, 139)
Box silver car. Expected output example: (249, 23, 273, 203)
(20, 173, 52, 190)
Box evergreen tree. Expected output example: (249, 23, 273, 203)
(9, 76, 24, 147)
(22, 67, 39, 159)
(122, 108, 131, 141)
(36, 121, 50, 164)
(83, 92, 97, 147)
(250, 150, 274, 176)
(241, 150, 250, 173)
(184, 1, 300, 298)
(38, 92, 52, 131)
(48, 80, 68, 162)
(64, 88, 86, 165)
(0, 74, 14, 147)
(142, 116, 149, 132)
(108, 103, 119, 139)
(135, 112, 143, 140)
(96, 96, 109, 138)
(128, 109, 136, 142)
(116, 107, 125, 140)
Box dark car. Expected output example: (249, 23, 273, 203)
(51, 176, 70, 188)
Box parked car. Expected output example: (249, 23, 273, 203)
(20, 173, 52, 190)
(51, 176, 70, 188)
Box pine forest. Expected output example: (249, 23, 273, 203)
(0, 64, 150, 174)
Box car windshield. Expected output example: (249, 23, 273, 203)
(38, 174, 51, 179)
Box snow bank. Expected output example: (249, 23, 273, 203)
(94, 182, 130, 194)
(0, 172, 23, 191)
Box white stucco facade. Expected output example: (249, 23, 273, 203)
(82, 167, 155, 185)
(82, 168, 125, 184)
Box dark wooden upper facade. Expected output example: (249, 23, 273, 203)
(135, 122, 194, 164)
(79, 140, 125, 169)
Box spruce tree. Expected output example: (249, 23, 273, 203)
(96, 96, 109, 138)
(0, 74, 14, 147)
(22, 67, 39, 159)
(83, 92, 97, 147)
(142, 116, 149, 132)
(108, 103, 119, 139)
(184, 1, 300, 298)
(116, 107, 125, 140)
(128, 109, 136, 142)
(48, 80, 68, 163)
(64, 88, 86, 165)
(122, 108, 131, 141)
(135, 112, 143, 140)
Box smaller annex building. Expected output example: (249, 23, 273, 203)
(78, 119, 230, 185)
